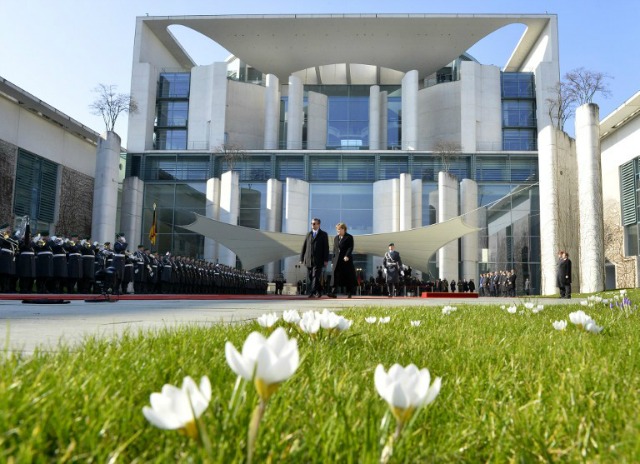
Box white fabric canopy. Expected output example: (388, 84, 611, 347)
(183, 214, 479, 273)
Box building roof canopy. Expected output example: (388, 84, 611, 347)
(142, 14, 551, 79)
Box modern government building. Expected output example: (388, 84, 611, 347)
(6, 13, 638, 295)
(118, 13, 559, 293)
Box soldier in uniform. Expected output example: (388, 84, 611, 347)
(112, 233, 128, 294)
(65, 233, 83, 293)
(0, 224, 18, 293)
(34, 230, 54, 293)
(50, 236, 68, 293)
(17, 220, 36, 293)
(79, 237, 96, 294)
(132, 244, 147, 294)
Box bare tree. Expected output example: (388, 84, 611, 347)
(603, 199, 636, 288)
(546, 81, 575, 131)
(216, 143, 247, 172)
(434, 140, 462, 173)
(89, 84, 138, 133)
(564, 67, 612, 105)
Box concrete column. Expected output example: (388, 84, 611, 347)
(265, 178, 283, 280)
(307, 91, 328, 149)
(264, 74, 280, 150)
(460, 178, 478, 282)
(399, 173, 412, 231)
(369, 85, 381, 150)
(127, 62, 157, 152)
(92, 131, 121, 244)
(411, 179, 423, 229)
(283, 178, 310, 284)
(218, 171, 240, 267)
(576, 103, 605, 293)
(287, 75, 304, 149)
(120, 176, 144, 247)
(372, 178, 399, 272)
(204, 177, 221, 262)
(188, 63, 228, 150)
(438, 172, 459, 280)
(380, 91, 388, 149)
(401, 70, 418, 150)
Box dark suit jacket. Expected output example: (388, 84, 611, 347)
(300, 229, 329, 268)
(330, 233, 357, 288)
(559, 258, 572, 284)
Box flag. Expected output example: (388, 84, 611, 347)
(149, 203, 157, 245)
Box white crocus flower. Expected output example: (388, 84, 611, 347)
(507, 305, 517, 314)
(299, 310, 321, 334)
(257, 312, 279, 328)
(410, 320, 421, 327)
(379, 316, 391, 324)
(585, 320, 604, 334)
(552, 320, 567, 331)
(337, 316, 353, 331)
(225, 327, 299, 400)
(365, 317, 377, 324)
(569, 310, 594, 328)
(142, 376, 211, 439)
(524, 302, 534, 309)
(374, 364, 441, 424)
(620, 289, 627, 296)
(442, 305, 457, 315)
(319, 309, 341, 329)
(282, 310, 301, 324)
(580, 300, 589, 306)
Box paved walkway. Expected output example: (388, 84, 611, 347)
(0, 295, 569, 354)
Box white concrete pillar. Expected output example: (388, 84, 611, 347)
(188, 63, 228, 150)
(307, 91, 328, 149)
(399, 173, 412, 231)
(287, 75, 304, 149)
(438, 172, 459, 280)
(120, 176, 144, 247)
(369, 85, 381, 150)
(538, 127, 560, 295)
(265, 178, 283, 280)
(401, 70, 418, 150)
(411, 179, 423, 229)
(204, 177, 221, 262)
(218, 171, 240, 267)
(460, 178, 478, 282)
(126, 62, 157, 152)
(264, 74, 280, 150)
(380, 91, 388, 149)
(92, 131, 121, 244)
(283, 178, 310, 284)
(576, 103, 605, 293)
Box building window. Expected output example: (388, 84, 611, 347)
(143, 155, 210, 181)
(501, 73, 535, 98)
(276, 156, 304, 180)
(503, 129, 537, 151)
(158, 73, 190, 98)
(154, 129, 188, 151)
(13, 150, 58, 224)
(155, 73, 190, 150)
(502, 100, 536, 127)
(157, 101, 189, 127)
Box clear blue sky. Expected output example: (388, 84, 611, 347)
(1, 0, 638, 146)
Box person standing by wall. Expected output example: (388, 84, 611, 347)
(559, 251, 572, 299)
(383, 243, 403, 297)
(327, 222, 357, 299)
(300, 217, 329, 298)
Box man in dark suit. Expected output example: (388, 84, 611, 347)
(327, 222, 357, 298)
(300, 217, 329, 298)
(558, 251, 572, 299)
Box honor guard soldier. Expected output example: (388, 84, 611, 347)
(0, 224, 18, 293)
(16, 219, 36, 293)
(112, 233, 128, 293)
(65, 233, 83, 293)
(34, 230, 53, 293)
(80, 237, 96, 293)
(133, 244, 146, 294)
(50, 236, 68, 293)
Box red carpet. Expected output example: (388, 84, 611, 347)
(421, 292, 478, 298)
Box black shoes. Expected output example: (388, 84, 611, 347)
(327, 293, 337, 298)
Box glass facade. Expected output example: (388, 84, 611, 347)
(154, 73, 190, 150)
(501, 73, 537, 151)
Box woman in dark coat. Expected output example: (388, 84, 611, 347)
(327, 222, 357, 298)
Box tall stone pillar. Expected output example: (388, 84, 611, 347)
(218, 171, 239, 267)
(204, 177, 221, 262)
(460, 179, 478, 282)
(438, 172, 459, 280)
(399, 173, 412, 231)
(265, 178, 283, 280)
(380, 91, 388, 149)
(283, 178, 310, 285)
(92, 131, 121, 244)
(287, 75, 304, 149)
(401, 70, 418, 150)
(264, 74, 280, 150)
(576, 103, 604, 293)
(369, 85, 381, 150)
(120, 176, 144, 247)
(411, 179, 423, 229)
(307, 91, 328, 149)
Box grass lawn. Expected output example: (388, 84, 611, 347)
(1, 291, 639, 462)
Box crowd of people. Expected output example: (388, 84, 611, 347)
(478, 270, 517, 297)
(0, 218, 267, 295)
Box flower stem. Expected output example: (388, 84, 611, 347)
(380, 421, 404, 464)
(247, 399, 267, 464)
